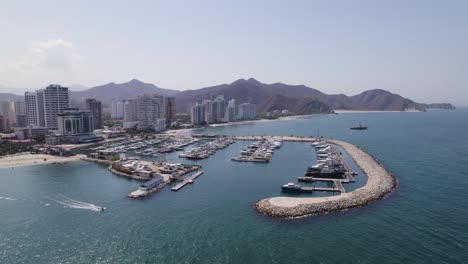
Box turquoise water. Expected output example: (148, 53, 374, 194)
(1, 110, 467, 263)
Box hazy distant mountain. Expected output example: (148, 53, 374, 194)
(422, 103, 456, 110)
(174, 78, 455, 113)
(1, 78, 456, 114)
(71, 79, 179, 109)
(0, 93, 23, 102)
(258, 95, 334, 114)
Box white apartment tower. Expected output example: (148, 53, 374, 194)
(136, 94, 166, 131)
(24, 85, 70, 130)
(43, 85, 70, 130)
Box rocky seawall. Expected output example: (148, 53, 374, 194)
(255, 139, 396, 218)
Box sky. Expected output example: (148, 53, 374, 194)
(0, 0, 467, 105)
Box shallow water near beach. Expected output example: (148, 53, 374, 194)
(1, 109, 467, 263)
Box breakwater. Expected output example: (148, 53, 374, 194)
(255, 139, 396, 218)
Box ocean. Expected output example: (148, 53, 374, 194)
(0, 109, 467, 263)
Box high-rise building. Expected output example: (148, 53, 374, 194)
(24, 85, 70, 131)
(239, 103, 256, 120)
(0, 113, 10, 132)
(25, 92, 40, 127)
(191, 103, 205, 126)
(202, 100, 216, 124)
(13, 101, 26, 126)
(123, 100, 138, 122)
(225, 99, 238, 122)
(164, 97, 176, 124)
(0, 102, 10, 126)
(86, 99, 103, 129)
(136, 94, 166, 131)
(42, 85, 70, 130)
(111, 101, 124, 119)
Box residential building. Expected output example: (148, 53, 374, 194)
(0, 101, 12, 125)
(0, 113, 9, 132)
(86, 99, 103, 129)
(191, 103, 205, 126)
(111, 101, 124, 119)
(165, 97, 176, 124)
(24, 85, 70, 131)
(14, 126, 49, 140)
(14, 101, 26, 126)
(15, 115, 27, 127)
(239, 103, 256, 120)
(136, 94, 165, 131)
(123, 100, 138, 129)
(25, 92, 40, 126)
(42, 85, 70, 130)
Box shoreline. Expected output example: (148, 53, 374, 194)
(334, 109, 422, 113)
(254, 139, 396, 218)
(0, 153, 85, 168)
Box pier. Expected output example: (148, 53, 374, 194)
(327, 143, 356, 182)
(171, 171, 204, 191)
(298, 186, 341, 193)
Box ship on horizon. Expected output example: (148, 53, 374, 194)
(350, 122, 368, 130)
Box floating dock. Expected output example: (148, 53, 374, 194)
(295, 186, 341, 193)
(171, 171, 204, 191)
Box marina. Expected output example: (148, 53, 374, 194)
(231, 138, 282, 163)
(178, 138, 235, 160)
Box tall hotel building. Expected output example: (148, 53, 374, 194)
(24, 85, 70, 131)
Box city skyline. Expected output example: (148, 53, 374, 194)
(0, 0, 467, 106)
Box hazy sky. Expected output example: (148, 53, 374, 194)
(0, 0, 467, 105)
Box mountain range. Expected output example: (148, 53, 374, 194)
(0, 78, 455, 114)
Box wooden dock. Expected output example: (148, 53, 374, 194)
(329, 144, 356, 182)
(300, 186, 340, 192)
(171, 171, 204, 191)
(333, 180, 346, 193)
(298, 177, 349, 183)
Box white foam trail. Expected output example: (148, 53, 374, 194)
(47, 195, 104, 212)
(5, 197, 17, 201)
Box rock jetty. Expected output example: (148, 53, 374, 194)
(255, 139, 396, 218)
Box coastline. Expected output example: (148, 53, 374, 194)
(0, 153, 85, 168)
(335, 109, 422, 113)
(254, 139, 396, 218)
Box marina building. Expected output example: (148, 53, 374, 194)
(57, 108, 101, 143)
(86, 99, 103, 129)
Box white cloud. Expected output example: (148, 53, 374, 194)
(0, 38, 85, 90)
(15, 38, 83, 71)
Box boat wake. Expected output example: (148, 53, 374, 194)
(47, 195, 106, 212)
(1, 194, 105, 212)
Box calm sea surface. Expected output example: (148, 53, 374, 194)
(1, 110, 467, 263)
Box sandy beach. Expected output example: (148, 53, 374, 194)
(0, 153, 85, 168)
